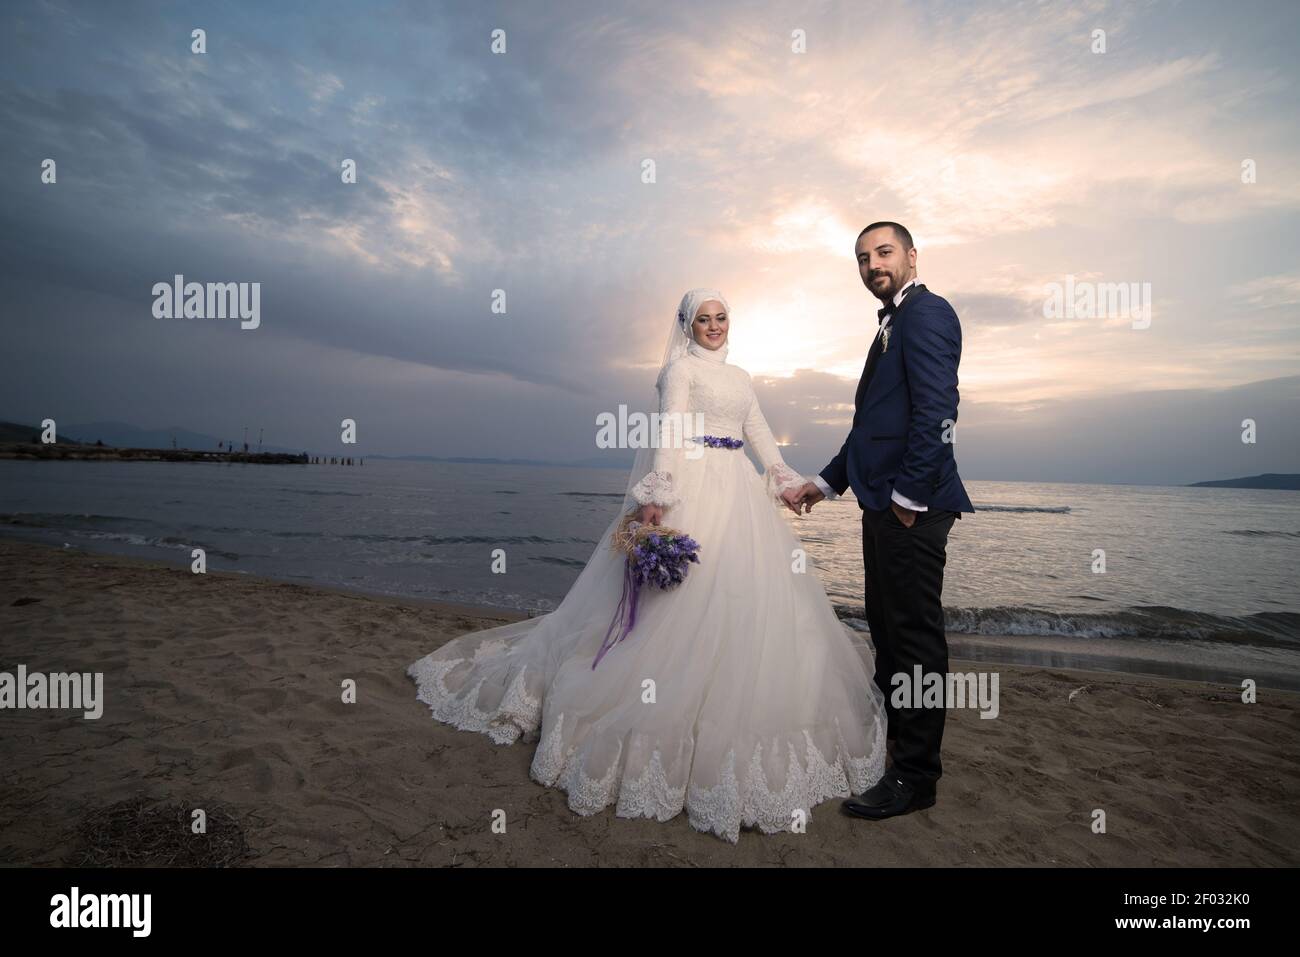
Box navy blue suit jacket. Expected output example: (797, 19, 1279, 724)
(820, 286, 974, 513)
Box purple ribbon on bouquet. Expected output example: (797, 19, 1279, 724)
(593, 557, 640, 669)
(593, 524, 699, 669)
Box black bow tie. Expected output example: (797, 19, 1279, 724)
(877, 282, 921, 323)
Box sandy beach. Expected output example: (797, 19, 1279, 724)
(1, 538, 1296, 867)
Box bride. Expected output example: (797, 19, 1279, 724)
(408, 288, 889, 842)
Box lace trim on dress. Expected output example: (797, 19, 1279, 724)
(407, 653, 543, 746)
(529, 710, 887, 843)
(764, 462, 805, 503)
(685, 727, 884, 842)
(630, 468, 679, 508)
(411, 643, 887, 842)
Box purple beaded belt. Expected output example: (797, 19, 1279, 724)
(700, 435, 743, 449)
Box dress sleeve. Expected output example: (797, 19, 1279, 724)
(630, 360, 691, 509)
(742, 385, 805, 504)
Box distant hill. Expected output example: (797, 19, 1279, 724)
(1189, 473, 1300, 490)
(59, 421, 219, 451)
(0, 419, 633, 465)
(61, 421, 304, 454)
(0, 420, 88, 444)
(0, 419, 306, 453)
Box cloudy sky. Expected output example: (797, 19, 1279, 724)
(1, 0, 1297, 484)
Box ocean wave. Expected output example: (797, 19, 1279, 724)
(271, 487, 363, 498)
(971, 504, 1071, 513)
(835, 603, 1300, 647)
(6, 523, 243, 561)
(1, 512, 141, 528)
(335, 532, 597, 546)
(1, 515, 596, 550)
(77, 530, 188, 550)
(535, 555, 589, 568)
(1224, 529, 1300, 538)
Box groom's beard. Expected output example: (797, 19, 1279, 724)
(869, 272, 899, 302)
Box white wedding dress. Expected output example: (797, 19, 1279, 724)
(408, 337, 888, 842)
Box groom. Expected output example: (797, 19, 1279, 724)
(794, 221, 974, 821)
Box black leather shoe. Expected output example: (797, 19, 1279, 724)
(841, 775, 936, 820)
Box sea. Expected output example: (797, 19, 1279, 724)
(3, 458, 1297, 687)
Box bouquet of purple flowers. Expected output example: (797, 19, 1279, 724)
(593, 513, 701, 669)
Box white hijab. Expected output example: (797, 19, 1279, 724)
(622, 287, 731, 510)
(658, 287, 730, 384)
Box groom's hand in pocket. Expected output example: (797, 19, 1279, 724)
(889, 501, 917, 528)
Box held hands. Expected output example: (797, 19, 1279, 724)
(781, 481, 918, 524)
(778, 487, 803, 515)
(785, 481, 825, 515)
(645, 483, 847, 520)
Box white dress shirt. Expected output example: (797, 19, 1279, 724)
(812, 277, 928, 512)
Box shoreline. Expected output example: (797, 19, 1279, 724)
(2, 538, 1297, 866)
(3, 535, 1294, 689)
(0, 536, 536, 624)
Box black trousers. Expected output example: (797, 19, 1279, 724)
(861, 504, 958, 793)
